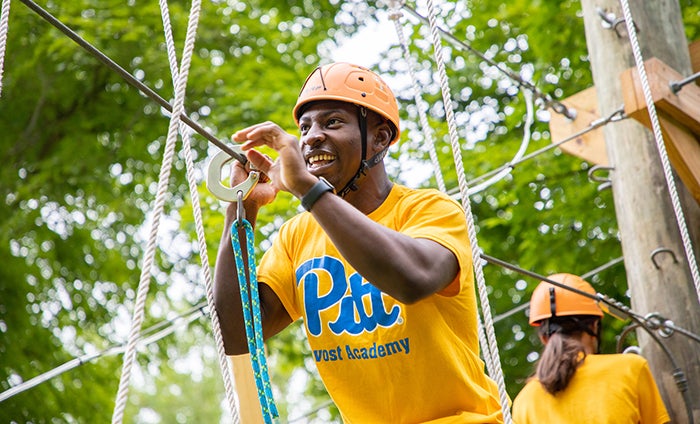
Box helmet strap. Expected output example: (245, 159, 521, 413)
(337, 106, 388, 198)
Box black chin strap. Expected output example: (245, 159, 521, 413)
(337, 106, 388, 198)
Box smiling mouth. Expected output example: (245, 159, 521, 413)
(307, 153, 336, 170)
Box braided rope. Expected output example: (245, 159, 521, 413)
(386, 0, 496, 377)
(388, 5, 446, 193)
(231, 220, 278, 423)
(158, 0, 240, 420)
(111, 0, 202, 421)
(424, 1, 512, 422)
(619, 0, 700, 303)
(0, 0, 11, 97)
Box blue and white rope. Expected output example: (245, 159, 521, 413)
(231, 219, 278, 423)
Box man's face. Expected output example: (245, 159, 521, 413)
(298, 101, 362, 189)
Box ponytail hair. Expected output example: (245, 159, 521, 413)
(534, 316, 599, 394)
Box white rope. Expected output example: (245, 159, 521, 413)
(158, 0, 240, 421)
(388, 4, 446, 193)
(423, 1, 512, 422)
(111, 0, 203, 421)
(386, 0, 498, 377)
(619, 0, 700, 304)
(0, 0, 11, 97)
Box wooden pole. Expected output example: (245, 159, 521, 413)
(580, 1, 700, 422)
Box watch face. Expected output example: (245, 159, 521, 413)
(319, 177, 336, 193)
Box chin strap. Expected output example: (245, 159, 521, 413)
(337, 106, 389, 198)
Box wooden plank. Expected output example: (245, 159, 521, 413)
(548, 86, 608, 166)
(551, 39, 699, 167)
(621, 57, 700, 136)
(658, 115, 700, 204)
(620, 57, 700, 205)
(229, 354, 265, 424)
(689, 39, 700, 73)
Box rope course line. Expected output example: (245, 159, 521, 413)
(0, 303, 208, 403)
(423, 0, 512, 422)
(490, 255, 625, 323)
(16, 0, 245, 164)
(619, 0, 700, 305)
(111, 0, 203, 421)
(481, 254, 700, 343)
(451, 105, 627, 198)
(0, 0, 10, 97)
(157, 0, 239, 419)
(400, 2, 576, 120)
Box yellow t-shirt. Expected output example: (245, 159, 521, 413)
(258, 184, 503, 424)
(512, 353, 670, 424)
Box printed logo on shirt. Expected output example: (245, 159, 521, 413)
(296, 255, 403, 337)
(312, 338, 410, 363)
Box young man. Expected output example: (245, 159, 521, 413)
(214, 62, 503, 423)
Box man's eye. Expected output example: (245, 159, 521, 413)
(299, 125, 309, 133)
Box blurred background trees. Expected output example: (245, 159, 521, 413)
(1, 0, 698, 421)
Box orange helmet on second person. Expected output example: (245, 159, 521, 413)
(528, 273, 603, 326)
(293, 62, 401, 144)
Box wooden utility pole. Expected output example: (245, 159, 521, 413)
(580, 0, 700, 422)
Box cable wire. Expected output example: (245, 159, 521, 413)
(17, 0, 245, 164)
(0, 303, 207, 403)
(450, 106, 627, 198)
(490, 255, 625, 324)
(401, 2, 576, 120)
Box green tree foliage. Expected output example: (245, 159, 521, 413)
(1, 0, 699, 421)
(0, 0, 352, 420)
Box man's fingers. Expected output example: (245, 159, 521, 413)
(231, 122, 271, 142)
(246, 149, 274, 174)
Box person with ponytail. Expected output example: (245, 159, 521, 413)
(512, 273, 669, 424)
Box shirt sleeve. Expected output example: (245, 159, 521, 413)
(396, 190, 473, 296)
(637, 360, 670, 424)
(257, 219, 302, 321)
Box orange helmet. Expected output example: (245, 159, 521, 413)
(293, 62, 401, 144)
(529, 273, 603, 326)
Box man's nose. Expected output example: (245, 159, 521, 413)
(302, 123, 325, 147)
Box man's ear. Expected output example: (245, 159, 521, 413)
(370, 119, 393, 153)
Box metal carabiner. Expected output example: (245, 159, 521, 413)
(206, 148, 260, 202)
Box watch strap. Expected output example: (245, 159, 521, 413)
(301, 177, 335, 211)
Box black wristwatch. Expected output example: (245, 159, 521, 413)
(301, 177, 335, 211)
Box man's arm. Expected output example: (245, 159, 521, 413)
(213, 168, 292, 356)
(234, 122, 461, 305)
(308, 193, 460, 304)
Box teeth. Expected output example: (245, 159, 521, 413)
(308, 154, 335, 164)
